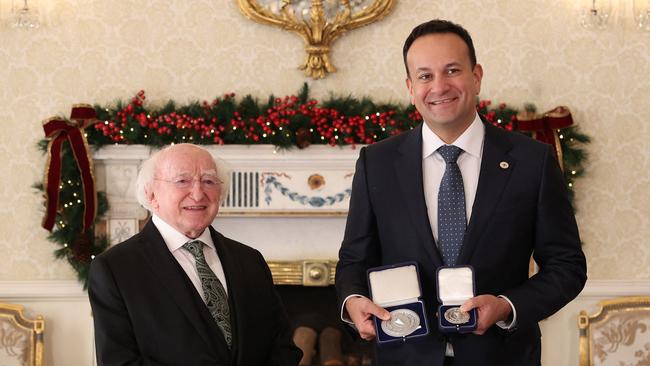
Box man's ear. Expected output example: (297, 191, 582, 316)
(145, 184, 158, 210)
(472, 63, 484, 95)
(405, 77, 415, 105)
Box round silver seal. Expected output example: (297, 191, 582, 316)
(443, 307, 470, 325)
(381, 309, 421, 337)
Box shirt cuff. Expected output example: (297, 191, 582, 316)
(340, 294, 365, 325)
(495, 295, 517, 330)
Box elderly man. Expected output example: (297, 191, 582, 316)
(89, 143, 302, 366)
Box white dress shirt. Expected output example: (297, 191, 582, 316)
(422, 114, 484, 242)
(152, 214, 229, 303)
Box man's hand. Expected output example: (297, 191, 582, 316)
(460, 295, 512, 335)
(345, 297, 391, 341)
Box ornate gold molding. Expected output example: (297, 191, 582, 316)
(0, 302, 45, 366)
(578, 296, 650, 366)
(237, 0, 394, 79)
(268, 260, 337, 286)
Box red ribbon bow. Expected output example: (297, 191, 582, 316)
(516, 106, 573, 167)
(42, 105, 97, 232)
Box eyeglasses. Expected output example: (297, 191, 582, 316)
(155, 175, 223, 191)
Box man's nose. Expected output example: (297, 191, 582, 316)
(430, 74, 450, 94)
(189, 181, 206, 200)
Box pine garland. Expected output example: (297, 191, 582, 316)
(35, 141, 109, 287)
(37, 84, 590, 287)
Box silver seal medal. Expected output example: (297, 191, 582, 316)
(381, 309, 421, 337)
(443, 307, 470, 325)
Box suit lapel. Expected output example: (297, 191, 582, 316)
(394, 124, 444, 268)
(137, 220, 231, 361)
(458, 122, 515, 264)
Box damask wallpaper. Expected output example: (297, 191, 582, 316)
(0, 0, 648, 280)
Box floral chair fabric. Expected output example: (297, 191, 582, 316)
(579, 296, 650, 366)
(0, 302, 44, 366)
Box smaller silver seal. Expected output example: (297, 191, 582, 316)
(381, 309, 421, 337)
(443, 307, 470, 325)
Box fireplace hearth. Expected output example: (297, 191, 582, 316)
(276, 285, 373, 366)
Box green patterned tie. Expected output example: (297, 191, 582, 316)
(183, 240, 232, 347)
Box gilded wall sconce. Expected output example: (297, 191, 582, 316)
(237, 0, 394, 79)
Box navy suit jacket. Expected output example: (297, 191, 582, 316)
(89, 220, 302, 366)
(335, 121, 587, 366)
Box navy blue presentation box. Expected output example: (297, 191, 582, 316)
(436, 265, 478, 333)
(367, 262, 429, 344)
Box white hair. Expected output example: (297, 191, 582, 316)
(135, 144, 231, 211)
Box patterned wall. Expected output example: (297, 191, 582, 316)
(0, 0, 648, 280)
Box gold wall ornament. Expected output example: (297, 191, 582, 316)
(237, 0, 394, 79)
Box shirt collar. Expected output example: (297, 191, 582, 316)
(422, 114, 485, 159)
(151, 214, 215, 252)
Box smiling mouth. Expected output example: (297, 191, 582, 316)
(183, 205, 207, 211)
(428, 97, 457, 105)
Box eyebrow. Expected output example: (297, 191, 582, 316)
(414, 62, 463, 73)
(172, 170, 218, 177)
(445, 62, 462, 68)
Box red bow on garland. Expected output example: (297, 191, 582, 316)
(42, 105, 97, 232)
(516, 106, 573, 170)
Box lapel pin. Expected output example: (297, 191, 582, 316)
(499, 161, 509, 169)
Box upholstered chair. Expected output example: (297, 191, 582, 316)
(0, 302, 44, 366)
(579, 296, 650, 366)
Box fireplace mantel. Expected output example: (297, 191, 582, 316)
(93, 144, 361, 285)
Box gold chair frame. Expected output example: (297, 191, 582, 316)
(578, 296, 650, 366)
(0, 302, 44, 366)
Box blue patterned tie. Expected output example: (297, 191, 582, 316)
(183, 240, 232, 347)
(437, 145, 466, 266)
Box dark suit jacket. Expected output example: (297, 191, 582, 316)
(89, 220, 302, 366)
(335, 122, 587, 366)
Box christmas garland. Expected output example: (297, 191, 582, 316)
(37, 84, 590, 287)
